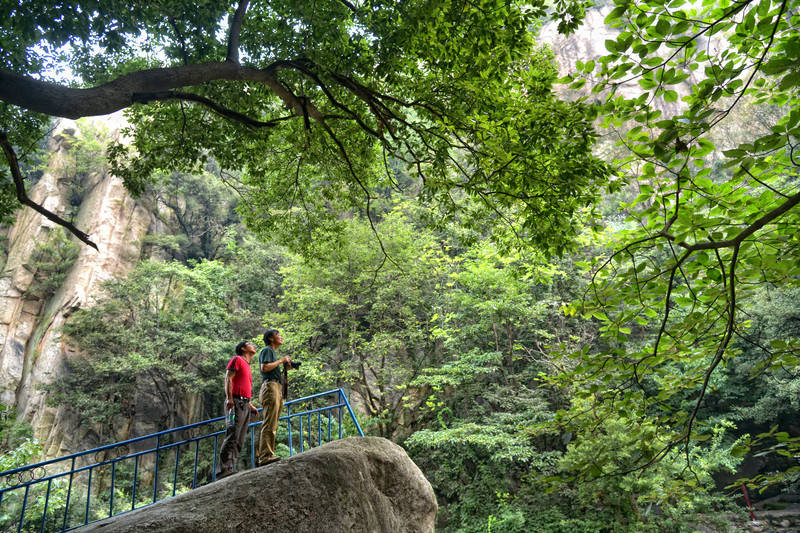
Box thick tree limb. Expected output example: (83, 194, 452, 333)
(336, 0, 358, 12)
(0, 131, 98, 250)
(227, 0, 250, 64)
(0, 61, 302, 119)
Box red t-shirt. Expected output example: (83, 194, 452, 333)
(226, 355, 252, 399)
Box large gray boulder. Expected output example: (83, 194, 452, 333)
(79, 437, 437, 533)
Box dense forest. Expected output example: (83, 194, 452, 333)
(1, 0, 800, 531)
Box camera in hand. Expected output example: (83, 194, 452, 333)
(289, 361, 301, 369)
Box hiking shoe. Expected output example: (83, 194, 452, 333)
(256, 457, 281, 467)
(216, 470, 234, 480)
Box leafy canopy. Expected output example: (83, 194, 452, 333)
(551, 0, 800, 487)
(0, 0, 610, 254)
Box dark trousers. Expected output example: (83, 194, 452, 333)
(218, 397, 250, 474)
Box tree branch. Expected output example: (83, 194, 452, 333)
(683, 243, 739, 455)
(0, 61, 293, 119)
(227, 0, 250, 64)
(663, 188, 800, 251)
(335, 0, 358, 12)
(132, 91, 293, 129)
(167, 15, 190, 65)
(0, 131, 98, 250)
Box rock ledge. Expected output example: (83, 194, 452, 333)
(79, 437, 437, 533)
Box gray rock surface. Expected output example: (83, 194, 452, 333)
(78, 437, 437, 533)
(0, 115, 156, 456)
(0, 114, 212, 457)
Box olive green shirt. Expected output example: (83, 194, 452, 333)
(259, 346, 282, 384)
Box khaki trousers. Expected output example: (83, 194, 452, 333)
(257, 381, 283, 462)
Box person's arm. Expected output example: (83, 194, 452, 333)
(224, 368, 236, 410)
(260, 355, 290, 373)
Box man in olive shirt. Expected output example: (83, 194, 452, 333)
(257, 329, 291, 465)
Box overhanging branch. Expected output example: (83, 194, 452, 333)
(662, 188, 800, 251)
(0, 131, 98, 250)
(0, 62, 291, 119)
(132, 91, 293, 129)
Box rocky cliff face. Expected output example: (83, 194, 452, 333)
(0, 115, 154, 457)
(540, 5, 712, 114)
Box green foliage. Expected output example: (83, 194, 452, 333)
(0, 106, 50, 225)
(0, 404, 33, 452)
(556, 408, 743, 520)
(0, 436, 40, 476)
(266, 206, 451, 437)
(546, 0, 800, 500)
(2, 0, 611, 256)
(48, 250, 282, 438)
(0, 436, 68, 533)
(27, 227, 78, 300)
(146, 169, 241, 261)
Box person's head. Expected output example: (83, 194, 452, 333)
(235, 341, 256, 361)
(263, 329, 283, 348)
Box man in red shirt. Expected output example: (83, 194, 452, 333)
(217, 341, 258, 478)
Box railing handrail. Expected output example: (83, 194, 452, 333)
(1, 387, 364, 533)
(0, 388, 352, 480)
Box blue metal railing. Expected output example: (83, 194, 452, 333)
(0, 388, 364, 533)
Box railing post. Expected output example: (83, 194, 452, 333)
(17, 484, 30, 533)
(40, 478, 53, 533)
(62, 456, 75, 531)
(340, 388, 364, 437)
(153, 435, 160, 504)
(172, 445, 180, 497)
(287, 404, 293, 457)
(110, 461, 117, 516)
(212, 435, 219, 482)
(84, 467, 93, 526)
(192, 440, 200, 489)
(132, 456, 139, 510)
(250, 425, 256, 468)
(299, 415, 304, 452)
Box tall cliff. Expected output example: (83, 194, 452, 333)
(0, 115, 155, 457)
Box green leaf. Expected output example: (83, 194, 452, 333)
(779, 71, 800, 91)
(762, 58, 795, 75)
(655, 17, 670, 36)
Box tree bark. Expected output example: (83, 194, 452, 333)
(0, 61, 312, 120)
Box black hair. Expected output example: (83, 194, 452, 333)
(235, 341, 251, 355)
(263, 329, 279, 346)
